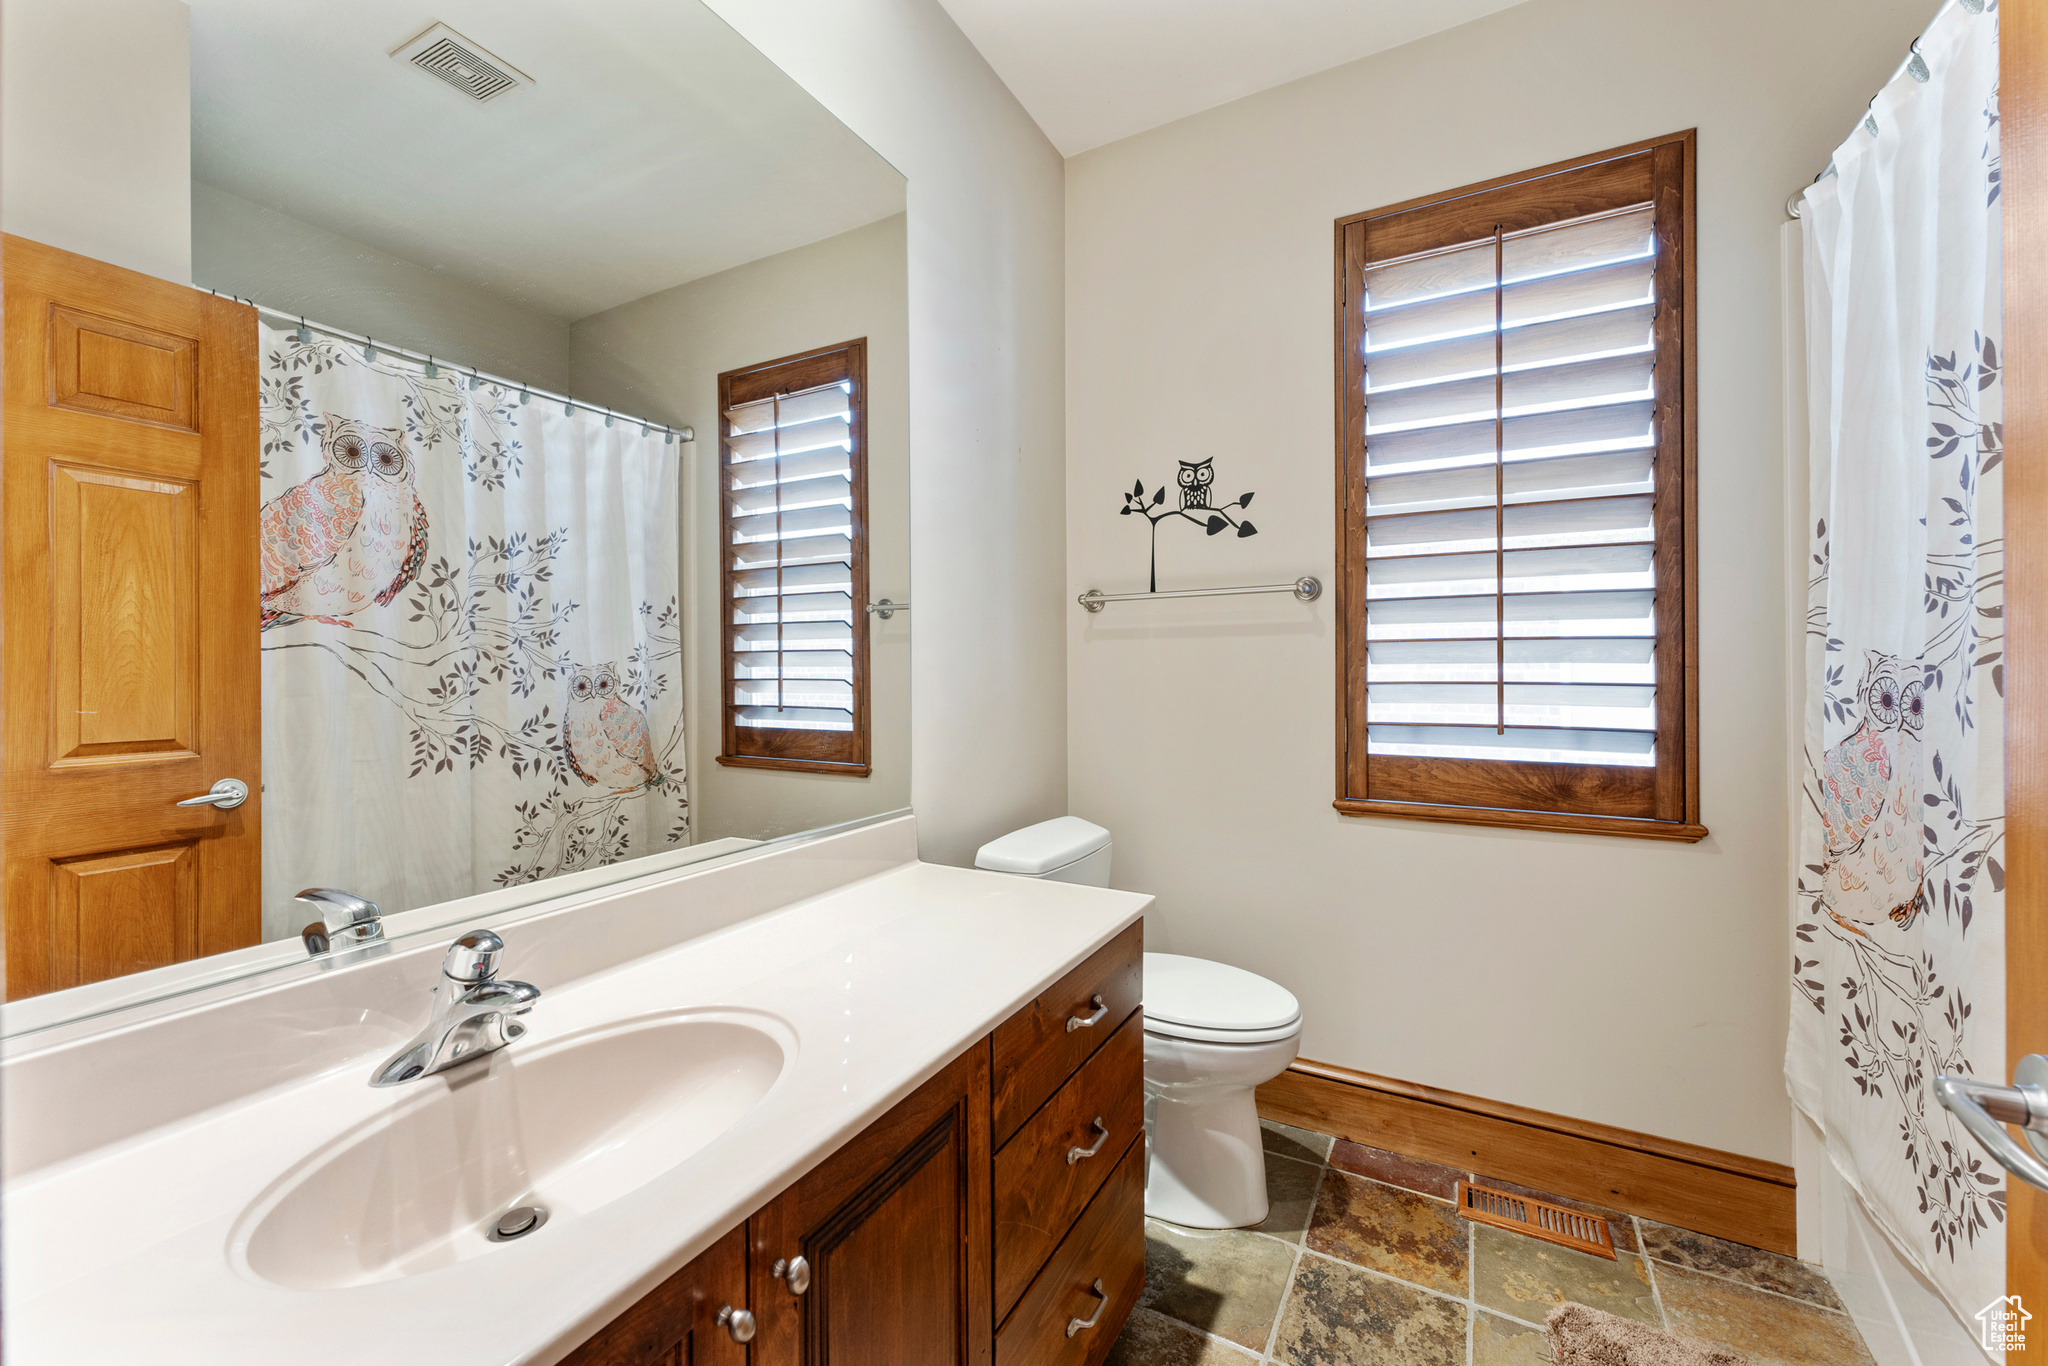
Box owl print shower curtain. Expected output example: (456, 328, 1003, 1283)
(1790, 0, 2004, 1326)
(256, 320, 687, 940)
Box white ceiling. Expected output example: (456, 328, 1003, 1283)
(935, 0, 1535, 156)
(189, 1, 905, 320)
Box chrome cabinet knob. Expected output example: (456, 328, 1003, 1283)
(773, 1254, 812, 1295)
(716, 1305, 756, 1343)
(175, 778, 248, 810)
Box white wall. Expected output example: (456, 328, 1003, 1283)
(0, 0, 191, 283)
(191, 182, 574, 393)
(702, 0, 1068, 869)
(570, 215, 911, 843)
(1063, 0, 1930, 1161)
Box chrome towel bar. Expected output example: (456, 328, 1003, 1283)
(1077, 576, 1321, 613)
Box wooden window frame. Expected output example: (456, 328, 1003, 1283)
(716, 338, 871, 777)
(1332, 131, 1705, 841)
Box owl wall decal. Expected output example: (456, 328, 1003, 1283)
(564, 663, 661, 794)
(1118, 457, 1257, 591)
(1817, 649, 1928, 934)
(259, 413, 430, 628)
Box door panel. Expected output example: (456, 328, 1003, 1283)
(51, 465, 197, 760)
(50, 305, 198, 429)
(749, 1042, 992, 1366)
(49, 843, 199, 990)
(3, 234, 261, 1000)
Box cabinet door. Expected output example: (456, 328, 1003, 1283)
(749, 1042, 992, 1366)
(561, 1223, 749, 1366)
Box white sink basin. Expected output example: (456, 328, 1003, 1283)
(231, 1010, 793, 1290)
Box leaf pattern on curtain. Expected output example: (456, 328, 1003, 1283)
(256, 322, 687, 935)
(1790, 2, 2004, 1324)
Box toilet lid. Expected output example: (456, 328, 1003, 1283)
(1143, 953, 1301, 1036)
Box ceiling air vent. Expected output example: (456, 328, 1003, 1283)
(391, 23, 532, 103)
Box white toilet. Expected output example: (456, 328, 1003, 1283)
(974, 817, 1304, 1230)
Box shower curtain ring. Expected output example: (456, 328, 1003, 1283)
(423, 355, 439, 379)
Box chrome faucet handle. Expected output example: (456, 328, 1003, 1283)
(297, 888, 385, 956)
(443, 929, 504, 983)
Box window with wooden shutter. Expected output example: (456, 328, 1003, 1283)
(1334, 132, 1703, 840)
(717, 339, 870, 776)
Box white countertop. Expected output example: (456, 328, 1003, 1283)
(3, 847, 1148, 1365)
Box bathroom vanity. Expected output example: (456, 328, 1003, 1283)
(1, 816, 1150, 1365)
(568, 922, 1144, 1366)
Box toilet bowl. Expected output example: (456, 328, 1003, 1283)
(973, 818, 1304, 1230)
(1141, 953, 1301, 1228)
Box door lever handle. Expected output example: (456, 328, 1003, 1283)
(175, 778, 249, 810)
(1936, 1054, 2048, 1191)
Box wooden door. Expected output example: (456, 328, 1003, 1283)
(1, 235, 261, 999)
(748, 1043, 992, 1366)
(561, 1223, 750, 1366)
(2008, 0, 2048, 1315)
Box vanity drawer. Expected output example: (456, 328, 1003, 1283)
(994, 1006, 1144, 1320)
(995, 1134, 1145, 1366)
(991, 921, 1142, 1146)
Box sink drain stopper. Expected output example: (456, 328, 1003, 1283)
(489, 1204, 550, 1241)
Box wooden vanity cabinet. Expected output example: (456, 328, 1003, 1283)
(562, 922, 1143, 1366)
(560, 1224, 749, 1366)
(746, 1042, 992, 1366)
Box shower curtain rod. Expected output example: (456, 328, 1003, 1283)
(222, 295, 696, 444)
(1787, 1, 1966, 219)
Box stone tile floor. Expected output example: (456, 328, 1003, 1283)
(1104, 1121, 1875, 1366)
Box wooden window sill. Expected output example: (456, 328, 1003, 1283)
(1332, 798, 1708, 843)
(717, 753, 872, 778)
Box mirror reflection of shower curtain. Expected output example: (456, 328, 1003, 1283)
(1789, 1, 2003, 1326)
(255, 320, 686, 940)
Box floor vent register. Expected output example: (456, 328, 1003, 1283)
(1454, 1180, 1617, 1260)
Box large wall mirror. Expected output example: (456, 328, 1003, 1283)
(0, 0, 908, 1030)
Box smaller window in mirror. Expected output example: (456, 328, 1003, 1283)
(716, 340, 871, 776)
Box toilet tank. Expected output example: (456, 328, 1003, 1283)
(974, 816, 1113, 887)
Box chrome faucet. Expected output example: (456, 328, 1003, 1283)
(370, 930, 541, 1087)
(297, 887, 385, 956)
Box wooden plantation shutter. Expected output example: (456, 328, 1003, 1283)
(1334, 133, 1704, 840)
(717, 339, 871, 775)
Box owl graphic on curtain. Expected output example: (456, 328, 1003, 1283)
(564, 663, 660, 794)
(259, 414, 430, 628)
(1817, 650, 1929, 933)
(1177, 457, 1215, 509)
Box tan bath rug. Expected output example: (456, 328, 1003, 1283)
(1546, 1303, 1749, 1365)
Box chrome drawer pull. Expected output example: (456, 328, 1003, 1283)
(716, 1305, 756, 1343)
(1066, 1279, 1108, 1337)
(1067, 1116, 1110, 1165)
(1066, 994, 1108, 1032)
(773, 1254, 812, 1295)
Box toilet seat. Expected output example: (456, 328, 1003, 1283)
(1142, 953, 1301, 1045)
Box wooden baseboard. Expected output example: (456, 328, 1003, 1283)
(1256, 1059, 1797, 1256)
